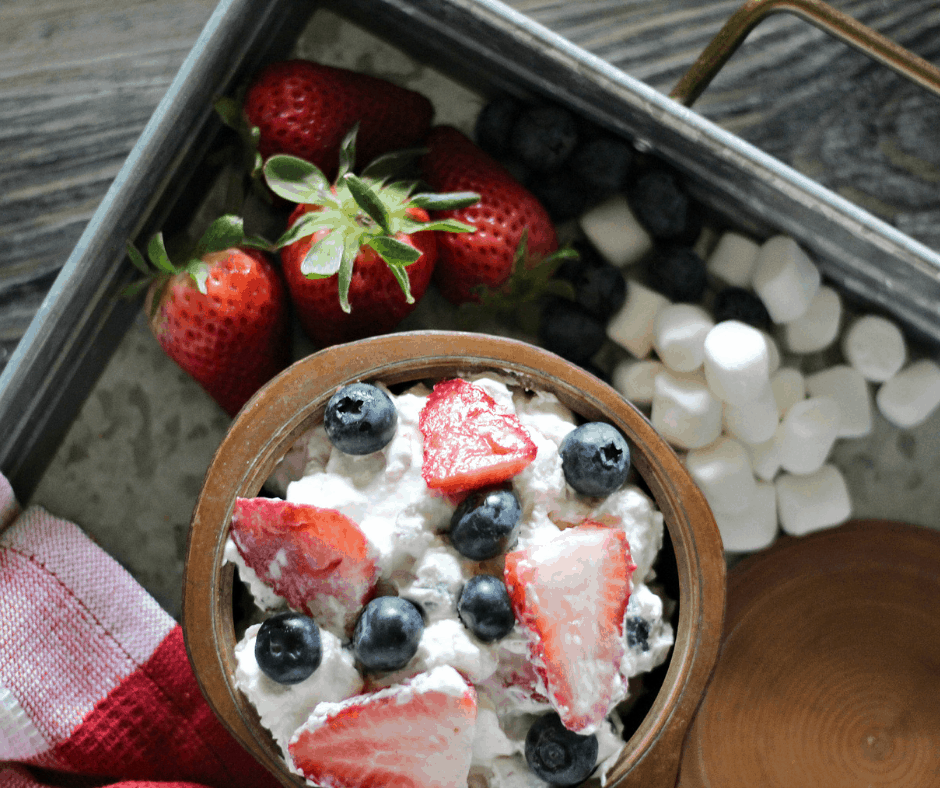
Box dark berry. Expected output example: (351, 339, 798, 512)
(568, 136, 633, 196)
(457, 575, 516, 642)
(450, 488, 522, 560)
(254, 612, 322, 685)
(556, 245, 627, 320)
(353, 596, 424, 673)
(525, 712, 598, 785)
(647, 246, 707, 303)
(527, 168, 590, 223)
(626, 616, 651, 651)
(324, 382, 397, 455)
(712, 286, 772, 331)
(539, 298, 608, 366)
(510, 105, 579, 172)
(628, 168, 701, 242)
(559, 422, 631, 497)
(475, 95, 522, 157)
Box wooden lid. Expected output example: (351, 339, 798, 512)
(678, 519, 940, 787)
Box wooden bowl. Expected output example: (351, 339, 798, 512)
(182, 330, 726, 788)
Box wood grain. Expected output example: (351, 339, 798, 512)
(3, 0, 939, 372)
(0, 0, 216, 366)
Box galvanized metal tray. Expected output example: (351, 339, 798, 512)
(2, 0, 940, 499)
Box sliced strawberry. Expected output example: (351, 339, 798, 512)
(503, 520, 637, 733)
(418, 378, 537, 494)
(230, 497, 378, 633)
(289, 665, 477, 788)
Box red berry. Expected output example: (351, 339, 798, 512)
(289, 665, 477, 788)
(418, 378, 537, 494)
(146, 247, 289, 417)
(420, 125, 558, 304)
(244, 59, 434, 178)
(230, 497, 379, 634)
(504, 520, 637, 733)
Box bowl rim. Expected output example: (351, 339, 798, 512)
(182, 330, 725, 788)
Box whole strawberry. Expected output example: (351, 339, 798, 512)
(127, 216, 290, 417)
(420, 125, 561, 304)
(243, 59, 434, 179)
(264, 126, 478, 348)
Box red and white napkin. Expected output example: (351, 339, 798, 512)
(0, 473, 280, 788)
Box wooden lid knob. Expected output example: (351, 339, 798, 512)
(678, 520, 940, 787)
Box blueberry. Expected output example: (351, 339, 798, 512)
(626, 616, 651, 651)
(457, 575, 516, 642)
(525, 712, 598, 785)
(627, 168, 701, 242)
(475, 94, 522, 157)
(539, 298, 608, 366)
(511, 105, 579, 172)
(568, 135, 633, 196)
(527, 168, 590, 223)
(254, 612, 322, 685)
(450, 488, 522, 560)
(353, 596, 424, 673)
(559, 422, 631, 497)
(556, 244, 627, 320)
(712, 286, 772, 331)
(647, 246, 707, 303)
(324, 382, 397, 455)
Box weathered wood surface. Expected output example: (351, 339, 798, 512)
(2, 0, 939, 373)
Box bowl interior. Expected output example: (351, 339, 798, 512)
(182, 330, 725, 788)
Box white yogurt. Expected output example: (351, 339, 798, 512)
(226, 375, 674, 788)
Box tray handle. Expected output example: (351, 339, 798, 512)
(670, 0, 940, 107)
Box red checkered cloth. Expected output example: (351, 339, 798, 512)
(0, 473, 280, 788)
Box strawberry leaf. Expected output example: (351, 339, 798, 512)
(408, 191, 480, 211)
(188, 260, 212, 295)
(369, 236, 422, 268)
(147, 233, 176, 275)
(120, 277, 151, 299)
(197, 214, 244, 255)
(264, 155, 330, 204)
(336, 124, 359, 180)
(276, 210, 335, 248)
(385, 261, 414, 304)
(336, 236, 360, 314)
(126, 243, 151, 276)
(301, 230, 345, 278)
(402, 217, 476, 235)
(344, 173, 391, 234)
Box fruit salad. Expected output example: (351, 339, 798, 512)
(224, 374, 674, 788)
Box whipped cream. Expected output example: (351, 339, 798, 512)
(227, 374, 674, 788)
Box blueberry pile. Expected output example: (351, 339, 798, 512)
(473, 94, 711, 377)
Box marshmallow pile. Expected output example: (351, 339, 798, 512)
(581, 199, 940, 554)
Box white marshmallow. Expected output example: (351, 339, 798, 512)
(761, 330, 782, 375)
(875, 359, 940, 429)
(770, 367, 805, 416)
(746, 435, 782, 482)
(706, 231, 760, 287)
(777, 396, 841, 475)
(684, 436, 757, 514)
(842, 315, 907, 383)
(714, 481, 778, 552)
(805, 365, 872, 438)
(611, 359, 664, 406)
(751, 235, 821, 323)
(784, 285, 841, 353)
(607, 280, 670, 359)
(776, 464, 851, 536)
(703, 321, 771, 405)
(653, 304, 714, 372)
(579, 194, 653, 267)
(651, 371, 723, 450)
(723, 382, 779, 445)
